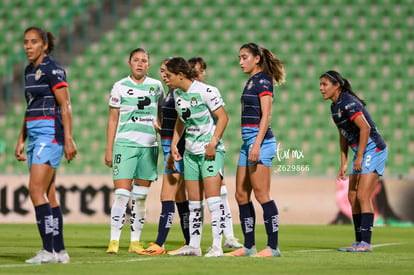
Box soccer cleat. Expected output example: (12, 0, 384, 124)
(354, 241, 373, 252)
(136, 243, 165, 255)
(251, 247, 281, 257)
(167, 244, 187, 255)
(55, 250, 70, 264)
(25, 249, 57, 264)
(167, 245, 202, 256)
(224, 237, 243, 248)
(204, 246, 223, 258)
(224, 246, 257, 256)
(106, 240, 119, 254)
(338, 242, 360, 252)
(128, 241, 145, 253)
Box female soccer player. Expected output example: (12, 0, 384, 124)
(188, 56, 242, 249)
(319, 70, 388, 252)
(105, 48, 164, 254)
(226, 43, 285, 257)
(166, 57, 229, 257)
(15, 26, 77, 264)
(137, 58, 190, 255)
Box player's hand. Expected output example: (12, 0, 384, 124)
(64, 138, 77, 163)
(171, 145, 182, 162)
(14, 142, 26, 161)
(104, 150, 113, 167)
(153, 122, 161, 133)
(353, 156, 363, 173)
(205, 142, 216, 160)
(337, 165, 347, 180)
(248, 143, 260, 163)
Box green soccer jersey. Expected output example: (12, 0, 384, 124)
(109, 76, 164, 147)
(174, 80, 225, 155)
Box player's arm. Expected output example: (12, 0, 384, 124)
(352, 114, 371, 172)
(205, 106, 228, 160)
(338, 130, 349, 179)
(105, 107, 119, 167)
(171, 117, 185, 161)
(15, 117, 27, 161)
(249, 94, 272, 162)
(54, 86, 77, 163)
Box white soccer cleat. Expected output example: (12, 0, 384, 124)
(168, 245, 202, 256)
(223, 237, 243, 248)
(205, 246, 223, 258)
(55, 250, 70, 264)
(25, 249, 57, 264)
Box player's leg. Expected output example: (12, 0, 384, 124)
(138, 172, 181, 255)
(221, 180, 242, 248)
(225, 165, 257, 256)
(249, 164, 280, 257)
(355, 172, 379, 250)
(106, 178, 132, 254)
(26, 163, 57, 263)
(175, 175, 190, 246)
(129, 147, 157, 252)
(47, 172, 69, 263)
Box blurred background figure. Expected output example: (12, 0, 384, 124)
(331, 177, 413, 227)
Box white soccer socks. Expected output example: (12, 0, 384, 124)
(110, 188, 130, 241)
(130, 185, 149, 242)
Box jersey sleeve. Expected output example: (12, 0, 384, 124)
(256, 78, 273, 97)
(46, 64, 68, 92)
(109, 83, 121, 108)
(342, 101, 363, 121)
(203, 86, 225, 112)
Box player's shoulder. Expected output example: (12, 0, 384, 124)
(41, 56, 65, 73)
(112, 76, 131, 87)
(144, 76, 163, 87)
(193, 80, 219, 93)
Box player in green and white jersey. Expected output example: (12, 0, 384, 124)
(104, 48, 164, 254)
(165, 57, 229, 257)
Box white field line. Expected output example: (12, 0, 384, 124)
(0, 243, 407, 268)
(0, 258, 153, 269)
(287, 242, 406, 253)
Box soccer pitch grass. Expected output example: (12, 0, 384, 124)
(0, 224, 413, 275)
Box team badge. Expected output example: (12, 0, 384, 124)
(247, 80, 253, 90)
(35, 69, 42, 80)
(149, 87, 156, 96)
(190, 97, 198, 107)
(337, 109, 342, 118)
(113, 166, 119, 176)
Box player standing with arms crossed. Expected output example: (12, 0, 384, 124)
(15, 26, 76, 264)
(105, 48, 164, 254)
(319, 70, 387, 252)
(226, 43, 285, 257)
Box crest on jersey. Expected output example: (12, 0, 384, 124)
(190, 97, 198, 107)
(149, 87, 156, 96)
(35, 69, 42, 80)
(247, 80, 253, 90)
(113, 166, 119, 176)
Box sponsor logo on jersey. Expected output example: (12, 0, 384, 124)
(52, 69, 65, 75)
